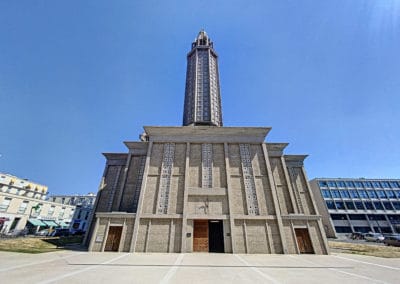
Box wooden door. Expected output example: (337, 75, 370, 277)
(295, 228, 314, 254)
(193, 220, 208, 252)
(105, 226, 123, 252)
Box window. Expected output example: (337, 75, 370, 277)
(47, 206, 55, 216)
(345, 181, 355, 187)
(381, 182, 390, 188)
(331, 214, 346, 220)
(58, 208, 65, 218)
(328, 181, 337, 187)
(335, 201, 345, 210)
(340, 190, 350, 198)
(17, 201, 29, 214)
(386, 190, 396, 199)
(321, 190, 331, 198)
(367, 190, 378, 199)
(331, 190, 341, 198)
(9, 218, 20, 231)
(337, 181, 346, 187)
(326, 201, 336, 209)
(382, 202, 394, 210)
(0, 197, 11, 212)
(348, 214, 366, 220)
(318, 181, 328, 187)
(354, 201, 365, 210)
(335, 226, 352, 233)
(394, 191, 400, 198)
(353, 226, 370, 233)
(363, 181, 372, 188)
(387, 215, 400, 221)
(389, 181, 399, 188)
(364, 201, 374, 210)
(372, 181, 381, 188)
(368, 214, 385, 221)
(392, 202, 400, 210)
(345, 201, 355, 210)
(349, 190, 360, 198)
(373, 201, 384, 210)
(359, 190, 368, 198)
(354, 181, 363, 188)
(376, 190, 387, 199)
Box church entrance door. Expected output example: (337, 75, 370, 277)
(105, 226, 122, 252)
(193, 220, 208, 252)
(209, 220, 224, 253)
(193, 220, 225, 253)
(295, 228, 314, 254)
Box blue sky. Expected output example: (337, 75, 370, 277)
(1, 1, 399, 195)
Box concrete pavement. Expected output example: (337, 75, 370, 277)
(0, 250, 399, 283)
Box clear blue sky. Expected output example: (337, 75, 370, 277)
(1, 1, 399, 195)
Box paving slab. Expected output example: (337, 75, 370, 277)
(0, 251, 399, 284)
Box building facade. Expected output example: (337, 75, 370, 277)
(0, 173, 75, 234)
(310, 178, 400, 237)
(49, 193, 96, 233)
(86, 31, 329, 254)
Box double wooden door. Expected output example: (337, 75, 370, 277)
(105, 226, 123, 252)
(193, 220, 225, 253)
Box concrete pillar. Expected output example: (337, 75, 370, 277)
(181, 142, 190, 252)
(130, 142, 153, 252)
(262, 143, 288, 254)
(224, 142, 235, 253)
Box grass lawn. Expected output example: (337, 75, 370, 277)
(0, 236, 83, 254)
(329, 240, 400, 258)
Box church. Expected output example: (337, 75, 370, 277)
(85, 31, 329, 254)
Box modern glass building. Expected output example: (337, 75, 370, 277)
(310, 178, 400, 237)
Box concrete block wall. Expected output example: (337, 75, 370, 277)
(88, 127, 329, 255)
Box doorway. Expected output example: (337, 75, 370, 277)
(209, 220, 224, 253)
(193, 220, 224, 253)
(295, 228, 314, 254)
(104, 226, 123, 252)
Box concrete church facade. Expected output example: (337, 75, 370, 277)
(86, 31, 329, 254)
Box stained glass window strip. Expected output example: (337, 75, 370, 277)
(202, 143, 213, 188)
(239, 144, 259, 215)
(132, 156, 146, 212)
(157, 143, 175, 214)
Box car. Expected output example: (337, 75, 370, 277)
(383, 235, 400, 247)
(350, 232, 364, 240)
(50, 228, 70, 237)
(35, 229, 50, 236)
(364, 232, 385, 242)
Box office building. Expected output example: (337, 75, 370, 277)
(310, 178, 400, 237)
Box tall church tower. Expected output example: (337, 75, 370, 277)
(183, 30, 223, 127)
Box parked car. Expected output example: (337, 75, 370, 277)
(364, 233, 385, 242)
(350, 232, 364, 240)
(35, 229, 50, 236)
(50, 228, 70, 237)
(383, 235, 400, 247)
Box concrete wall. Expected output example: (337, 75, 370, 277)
(87, 127, 329, 255)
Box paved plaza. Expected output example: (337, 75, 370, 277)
(0, 250, 399, 283)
